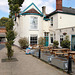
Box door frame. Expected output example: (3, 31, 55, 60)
(44, 32, 49, 46)
(71, 35, 75, 51)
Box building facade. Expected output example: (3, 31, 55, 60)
(14, 0, 75, 50)
(0, 27, 6, 44)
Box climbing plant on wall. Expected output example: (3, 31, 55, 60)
(6, 0, 24, 60)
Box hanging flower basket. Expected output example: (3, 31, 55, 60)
(63, 32, 67, 35)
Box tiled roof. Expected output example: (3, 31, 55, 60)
(0, 27, 6, 33)
(22, 8, 41, 14)
(62, 7, 75, 14)
(46, 7, 75, 17)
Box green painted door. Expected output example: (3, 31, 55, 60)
(45, 37, 49, 46)
(44, 32, 49, 46)
(71, 35, 75, 51)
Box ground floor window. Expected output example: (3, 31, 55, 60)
(71, 35, 75, 51)
(30, 35, 37, 45)
(60, 35, 63, 45)
(50, 34, 53, 43)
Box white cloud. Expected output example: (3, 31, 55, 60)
(0, 0, 9, 13)
(21, 0, 56, 14)
(0, 0, 75, 15)
(0, 0, 56, 14)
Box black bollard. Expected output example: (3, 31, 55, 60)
(39, 48, 41, 59)
(67, 56, 72, 74)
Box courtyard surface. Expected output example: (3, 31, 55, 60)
(0, 45, 68, 75)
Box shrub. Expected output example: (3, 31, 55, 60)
(61, 35, 70, 48)
(6, 42, 14, 60)
(61, 40, 70, 48)
(53, 40, 59, 48)
(38, 37, 45, 46)
(6, 19, 15, 60)
(18, 37, 29, 49)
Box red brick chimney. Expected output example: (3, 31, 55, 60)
(56, 0, 62, 11)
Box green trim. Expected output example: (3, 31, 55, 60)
(20, 3, 43, 16)
(43, 18, 50, 21)
(72, 35, 75, 37)
(48, 11, 75, 17)
(58, 12, 75, 15)
(71, 35, 72, 50)
(21, 13, 43, 17)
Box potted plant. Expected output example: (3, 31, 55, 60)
(18, 37, 29, 49)
(61, 35, 70, 48)
(38, 37, 45, 46)
(53, 40, 59, 48)
(63, 32, 67, 35)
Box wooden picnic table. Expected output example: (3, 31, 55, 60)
(68, 51, 75, 54)
(51, 48, 70, 56)
(68, 51, 75, 57)
(52, 48, 70, 51)
(41, 46, 50, 52)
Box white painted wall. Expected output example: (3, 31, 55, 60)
(14, 14, 47, 46)
(48, 13, 75, 48)
(58, 13, 75, 28)
(56, 27, 75, 48)
(49, 14, 58, 29)
(43, 20, 50, 32)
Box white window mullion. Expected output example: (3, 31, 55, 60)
(30, 16, 38, 30)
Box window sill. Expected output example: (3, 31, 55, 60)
(29, 29, 39, 31)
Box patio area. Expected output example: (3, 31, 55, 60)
(29, 46, 75, 74)
(0, 45, 68, 75)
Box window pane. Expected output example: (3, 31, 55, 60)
(50, 34, 53, 36)
(30, 36, 37, 45)
(30, 17, 38, 29)
(51, 37, 53, 43)
(60, 35, 63, 45)
(51, 17, 53, 26)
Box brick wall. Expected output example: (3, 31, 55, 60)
(56, 0, 62, 11)
(0, 28, 6, 33)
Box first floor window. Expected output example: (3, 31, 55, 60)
(51, 17, 53, 26)
(30, 35, 37, 45)
(30, 16, 38, 30)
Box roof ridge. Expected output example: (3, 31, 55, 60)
(20, 2, 43, 15)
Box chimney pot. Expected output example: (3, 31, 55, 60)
(42, 6, 46, 16)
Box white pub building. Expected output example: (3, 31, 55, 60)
(14, 0, 75, 51)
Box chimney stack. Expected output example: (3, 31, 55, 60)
(56, 0, 62, 11)
(42, 6, 46, 16)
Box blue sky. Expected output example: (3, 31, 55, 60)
(0, 0, 75, 19)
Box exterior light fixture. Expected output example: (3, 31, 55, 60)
(72, 28, 74, 31)
(63, 32, 67, 35)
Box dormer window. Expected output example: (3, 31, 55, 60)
(51, 17, 53, 26)
(30, 16, 38, 30)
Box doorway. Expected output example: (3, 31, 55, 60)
(44, 32, 49, 46)
(71, 35, 75, 51)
